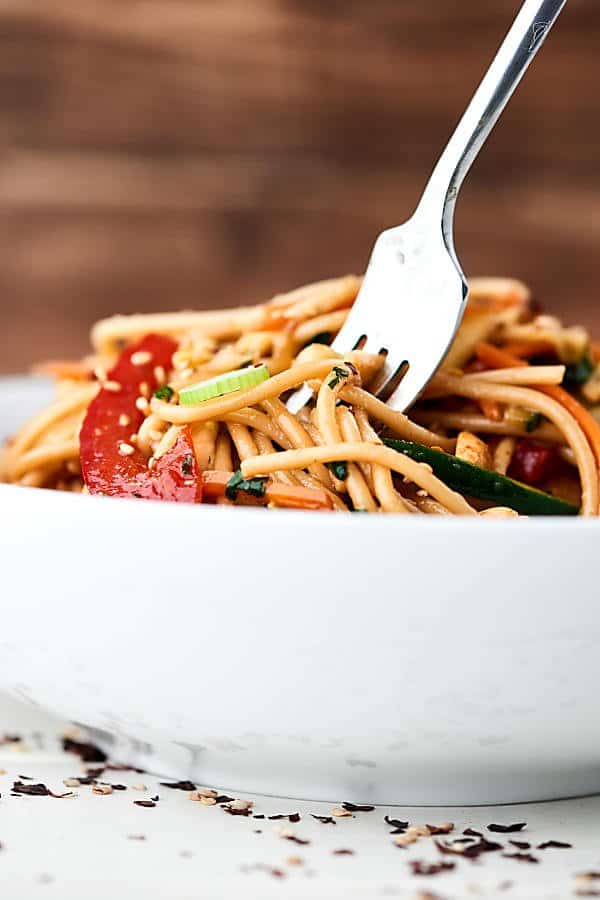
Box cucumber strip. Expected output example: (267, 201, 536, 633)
(179, 364, 270, 406)
(383, 438, 579, 516)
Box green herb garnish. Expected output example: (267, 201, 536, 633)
(154, 385, 175, 402)
(328, 366, 349, 390)
(563, 353, 594, 389)
(328, 461, 348, 481)
(525, 412, 542, 433)
(181, 453, 194, 476)
(225, 469, 268, 501)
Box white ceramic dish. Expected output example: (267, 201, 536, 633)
(1, 376, 599, 806)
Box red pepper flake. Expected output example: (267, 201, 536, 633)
(502, 852, 539, 864)
(384, 815, 409, 833)
(134, 800, 156, 808)
(538, 839, 572, 849)
(341, 802, 375, 812)
(12, 781, 50, 796)
(159, 780, 196, 791)
(436, 837, 503, 859)
(241, 864, 286, 879)
(426, 823, 454, 835)
(410, 860, 455, 876)
(488, 823, 527, 834)
(62, 738, 107, 763)
(281, 833, 310, 846)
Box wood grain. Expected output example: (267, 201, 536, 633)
(1, 0, 599, 371)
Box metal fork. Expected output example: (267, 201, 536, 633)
(287, 0, 568, 414)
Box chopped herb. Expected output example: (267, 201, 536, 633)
(154, 385, 174, 402)
(225, 469, 268, 501)
(328, 461, 348, 481)
(563, 353, 594, 389)
(181, 454, 194, 477)
(303, 331, 332, 348)
(525, 412, 542, 433)
(328, 366, 350, 390)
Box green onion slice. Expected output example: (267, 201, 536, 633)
(178, 364, 270, 406)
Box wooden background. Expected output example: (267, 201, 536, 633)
(1, 0, 599, 371)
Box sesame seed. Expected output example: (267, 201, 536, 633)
(394, 833, 418, 847)
(118, 442, 135, 456)
(104, 381, 122, 393)
(139, 381, 150, 398)
(154, 366, 167, 384)
(331, 808, 353, 818)
(285, 856, 303, 866)
(63, 778, 81, 788)
(131, 351, 152, 366)
(135, 397, 149, 412)
(92, 784, 113, 795)
(131, 784, 147, 792)
(200, 796, 217, 806)
(230, 799, 253, 811)
(119, 414, 131, 427)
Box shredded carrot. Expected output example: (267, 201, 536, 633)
(32, 359, 93, 380)
(201, 470, 332, 510)
(476, 342, 600, 470)
(475, 342, 526, 369)
(501, 339, 555, 359)
(478, 399, 503, 422)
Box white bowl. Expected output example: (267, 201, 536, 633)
(1, 376, 599, 806)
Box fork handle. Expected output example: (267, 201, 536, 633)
(419, 0, 568, 242)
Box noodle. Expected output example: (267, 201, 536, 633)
(3, 274, 598, 517)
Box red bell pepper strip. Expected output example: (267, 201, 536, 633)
(80, 335, 202, 502)
(509, 439, 557, 486)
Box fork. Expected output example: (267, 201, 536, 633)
(287, 0, 568, 414)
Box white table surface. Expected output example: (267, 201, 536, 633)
(1, 693, 598, 900)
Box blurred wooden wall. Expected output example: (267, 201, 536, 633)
(0, 0, 599, 371)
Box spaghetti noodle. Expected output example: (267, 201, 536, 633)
(2, 275, 599, 516)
